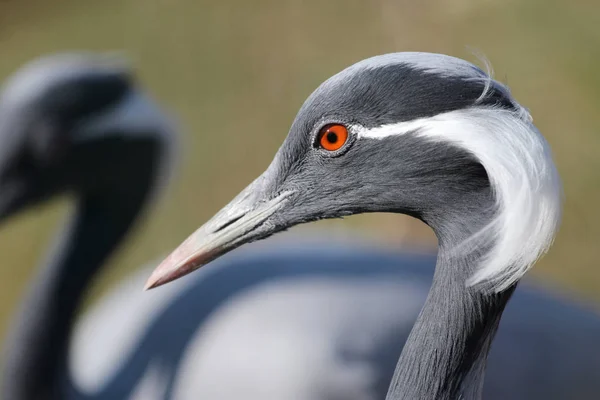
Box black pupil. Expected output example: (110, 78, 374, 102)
(326, 131, 338, 144)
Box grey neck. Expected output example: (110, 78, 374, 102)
(385, 189, 517, 400)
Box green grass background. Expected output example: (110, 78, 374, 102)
(0, 0, 598, 345)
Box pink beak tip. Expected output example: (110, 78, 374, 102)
(142, 240, 222, 291)
(143, 255, 201, 291)
(143, 271, 168, 291)
(143, 258, 179, 291)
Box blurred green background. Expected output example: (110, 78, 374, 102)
(0, 0, 598, 345)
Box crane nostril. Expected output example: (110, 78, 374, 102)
(213, 214, 245, 233)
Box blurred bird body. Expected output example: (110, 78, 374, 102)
(70, 237, 600, 400)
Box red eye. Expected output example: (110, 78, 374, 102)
(318, 124, 349, 151)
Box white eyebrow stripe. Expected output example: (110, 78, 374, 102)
(355, 118, 427, 140)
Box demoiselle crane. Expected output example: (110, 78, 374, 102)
(146, 52, 597, 399)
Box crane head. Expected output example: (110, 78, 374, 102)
(0, 52, 174, 223)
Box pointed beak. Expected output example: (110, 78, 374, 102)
(144, 187, 293, 290)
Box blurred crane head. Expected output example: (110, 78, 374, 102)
(0, 52, 175, 222)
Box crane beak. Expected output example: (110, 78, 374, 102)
(144, 187, 293, 290)
(0, 177, 34, 224)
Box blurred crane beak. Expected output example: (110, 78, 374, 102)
(0, 178, 34, 224)
(144, 186, 292, 290)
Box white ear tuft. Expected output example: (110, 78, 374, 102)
(453, 108, 562, 292)
(424, 107, 562, 292)
(357, 106, 562, 292)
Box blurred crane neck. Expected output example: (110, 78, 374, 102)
(1, 146, 159, 400)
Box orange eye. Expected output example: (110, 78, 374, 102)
(318, 124, 349, 152)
